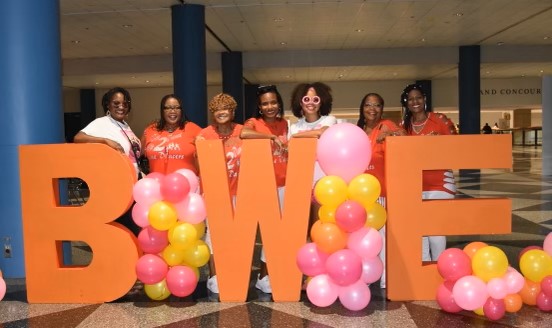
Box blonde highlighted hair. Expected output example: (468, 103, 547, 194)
(208, 93, 237, 112)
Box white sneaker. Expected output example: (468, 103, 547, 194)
(207, 275, 219, 293)
(255, 274, 272, 293)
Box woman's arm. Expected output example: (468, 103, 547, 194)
(291, 126, 329, 138)
(74, 131, 124, 153)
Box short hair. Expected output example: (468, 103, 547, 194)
(356, 93, 385, 128)
(156, 94, 189, 131)
(255, 85, 284, 118)
(208, 93, 237, 112)
(101, 87, 132, 113)
(290, 82, 333, 118)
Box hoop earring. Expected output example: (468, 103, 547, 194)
(424, 103, 427, 112)
(259, 110, 263, 115)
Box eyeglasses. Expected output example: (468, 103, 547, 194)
(302, 96, 320, 105)
(257, 85, 277, 95)
(364, 103, 383, 109)
(163, 105, 182, 111)
(111, 101, 130, 108)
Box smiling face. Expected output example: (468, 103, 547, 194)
(107, 92, 129, 122)
(211, 106, 234, 125)
(258, 92, 280, 120)
(300, 87, 321, 120)
(162, 97, 182, 126)
(363, 95, 384, 123)
(406, 89, 426, 114)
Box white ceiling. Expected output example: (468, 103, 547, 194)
(60, 0, 552, 89)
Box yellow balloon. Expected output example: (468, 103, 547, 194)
(168, 222, 198, 250)
(144, 279, 171, 300)
(318, 205, 337, 223)
(182, 240, 211, 268)
(192, 221, 206, 240)
(313, 176, 348, 207)
(162, 244, 185, 266)
(364, 202, 387, 230)
(520, 249, 552, 282)
(473, 307, 484, 316)
(148, 201, 178, 231)
(348, 173, 381, 206)
(471, 246, 509, 282)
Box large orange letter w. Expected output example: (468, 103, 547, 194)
(196, 139, 316, 301)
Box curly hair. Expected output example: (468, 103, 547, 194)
(290, 82, 333, 118)
(400, 84, 431, 133)
(208, 93, 237, 112)
(255, 85, 284, 119)
(156, 94, 189, 131)
(101, 87, 132, 113)
(356, 93, 385, 128)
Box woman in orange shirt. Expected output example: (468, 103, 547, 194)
(141, 94, 202, 175)
(356, 92, 405, 288)
(240, 85, 288, 294)
(400, 84, 457, 262)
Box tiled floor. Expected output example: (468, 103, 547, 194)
(1, 146, 552, 327)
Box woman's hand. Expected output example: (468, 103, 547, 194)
(105, 139, 124, 153)
(271, 135, 286, 152)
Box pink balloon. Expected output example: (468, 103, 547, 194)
(437, 248, 472, 282)
(306, 274, 339, 307)
(133, 178, 162, 206)
(317, 123, 372, 183)
(335, 200, 366, 233)
(146, 172, 164, 183)
(347, 227, 382, 259)
(137, 226, 169, 254)
(165, 265, 198, 297)
(360, 256, 384, 284)
(160, 173, 190, 203)
(131, 202, 150, 228)
(487, 277, 508, 300)
(296, 243, 330, 277)
(504, 267, 525, 294)
(0, 277, 6, 301)
(452, 275, 489, 311)
(483, 297, 506, 320)
(338, 279, 371, 311)
(541, 275, 552, 296)
(135, 254, 168, 284)
(544, 232, 552, 256)
(436, 281, 462, 313)
(536, 291, 552, 311)
(174, 169, 200, 193)
(325, 249, 363, 286)
(175, 193, 206, 224)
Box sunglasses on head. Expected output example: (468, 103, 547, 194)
(257, 85, 277, 96)
(302, 96, 320, 105)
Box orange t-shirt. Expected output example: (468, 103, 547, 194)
(243, 118, 288, 187)
(142, 122, 202, 175)
(365, 120, 403, 198)
(198, 124, 243, 196)
(403, 112, 457, 194)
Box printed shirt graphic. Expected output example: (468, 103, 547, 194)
(142, 122, 202, 175)
(244, 117, 288, 187)
(402, 112, 457, 195)
(198, 124, 243, 196)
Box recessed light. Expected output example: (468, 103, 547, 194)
(280, 41, 287, 45)
(131, 76, 136, 79)
(94, 82, 100, 85)
(455, 12, 463, 17)
(145, 80, 150, 83)
(486, 71, 490, 74)
(540, 70, 544, 73)
(392, 72, 398, 76)
(544, 36, 550, 40)
(163, 46, 169, 49)
(273, 18, 284, 22)
(420, 38, 426, 42)
(71, 40, 80, 44)
(521, 74, 525, 77)
(355, 29, 364, 32)
(497, 41, 505, 46)
(122, 24, 133, 28)
(285, 75, 291, 78)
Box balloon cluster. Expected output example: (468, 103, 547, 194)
(132, 169, 208, 300)
(436, 232, 552, 320)
(296, 123, 385, 311)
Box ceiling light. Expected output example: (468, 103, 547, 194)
(280, 41, 287, 45)
(355, 29, 364, 32)
(273, 18, 284, 22)
(145, 80, 150, 83)
(497, 41, 505, 46)
(455, 12, 463, 17)
(544, 36, 550, 40)
(521, 74, 525, 77)
(420, 38, 426, 42)
(71, 40, 80, 44)
(540, 70, 544, 73)
(122, 24, 133, 28)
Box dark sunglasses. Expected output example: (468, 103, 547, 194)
(257, 85, 277, 96)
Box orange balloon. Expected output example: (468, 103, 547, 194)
(318, 205, 337, 223)
(310, 220, 347, 254)
(519, 278, 541, 305)
(504, 293, 523, 313)
(463, 241, 488, 259)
